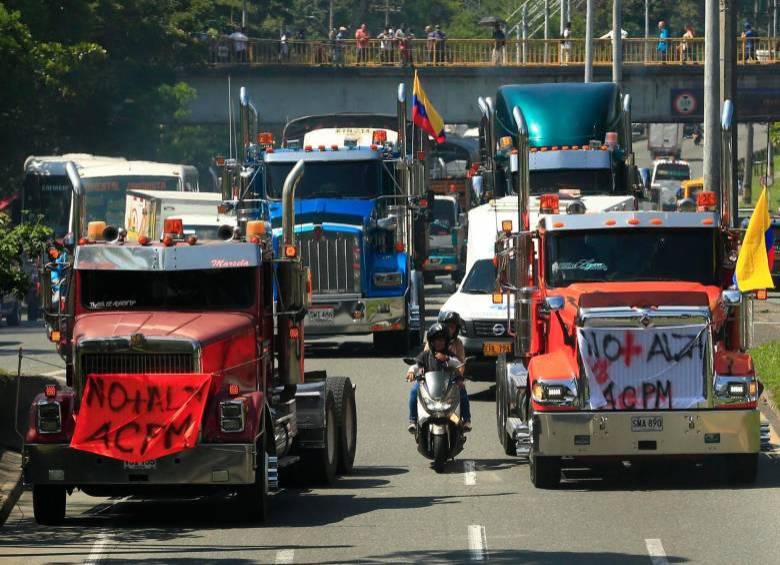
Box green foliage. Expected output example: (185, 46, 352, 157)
(0, 213, 52, 297)
(751, 340, 780, 404)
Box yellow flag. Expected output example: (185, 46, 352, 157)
(735, 187, 775, 292)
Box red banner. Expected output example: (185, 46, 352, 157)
(71, 373, 212, 463)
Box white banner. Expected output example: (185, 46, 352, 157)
(577, 325, 707, 410)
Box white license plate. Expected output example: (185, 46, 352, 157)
(124, 460, 156, 470)
(308, 307, 335, 322)
(631, 416, 663, 432)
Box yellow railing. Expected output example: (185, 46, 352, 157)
(207, 37, 780, 67)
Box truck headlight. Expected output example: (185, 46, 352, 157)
(373, 272, 403, 287)
(219, 399, 246, 432)
(531, 378, 578, 406)
(37, 401, 62, 434)
(714, 375, 758, 404)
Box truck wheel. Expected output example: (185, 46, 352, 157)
(530, 454, 560, 489)
(726, 453, 759, 484)
(240, 430, 271, 522)
(495, 361, 515, 455)
(307, 392, 338, 485)
(432, 434, 448, 473)
(327, 377, 357, 475)
(33, 484, 66, 525)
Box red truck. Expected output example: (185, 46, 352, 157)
(23, 161, 358, 523)
(494, 101, 762, 488)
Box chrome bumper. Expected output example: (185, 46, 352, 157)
(24, 443, 256, 486)
(533, 410, 760, 457)
(304, 295, 405, 336)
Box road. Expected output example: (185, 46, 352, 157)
(1, 282, 780, 564)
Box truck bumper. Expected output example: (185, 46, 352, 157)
(423, 253, 458, 274)
(533, 410, 760, 457)
(305, 295, 405, 336)
(24, 443, 256, 486)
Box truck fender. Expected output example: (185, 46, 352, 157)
(430, 424, 447, 436)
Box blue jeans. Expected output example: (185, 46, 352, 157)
(408, 382, 471, 422)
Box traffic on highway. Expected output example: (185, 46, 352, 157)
(2, 67, 780, 565)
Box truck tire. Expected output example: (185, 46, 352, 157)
(33, 484, 66, 525)
(307, 392, 338, 485)
(327, 377, 357, 475)
(432, 434, 448, 473)
(530, 454, 561, 489)
(6, 303, 20, 327)
(495, 359, 515, 455)
(726, 453, 759, 484)
(239, 428, 271, 522)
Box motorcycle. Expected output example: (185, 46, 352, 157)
(404, 357, 467, 473)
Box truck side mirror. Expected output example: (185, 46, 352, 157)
(721, 289, 742, 307)
(544, 295, 565, 312)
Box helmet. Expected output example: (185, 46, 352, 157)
(426, 323, 448, 346)
(438, 311, 462, 337)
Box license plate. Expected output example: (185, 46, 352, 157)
(483, 342, 512, 356)
(631, 416, 663, 432)
(124, 460, 156, 470)
(307, 307, 335, 322)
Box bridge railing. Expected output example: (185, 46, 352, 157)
(208, 37, 780, 67)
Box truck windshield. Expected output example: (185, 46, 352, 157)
(83, 176, 181, 227)
(433, 199, 457, 226)
(80, 267, 255, 310)
(461, 259, 496, 294)
(546, 228, 718, 287)
(654, 164, 690, 182)
(266, 161, 381, 199)
(22, 174, 71, 237)
(530, 169, 613, 196)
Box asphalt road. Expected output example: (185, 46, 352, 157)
(2, 283, 780, 564)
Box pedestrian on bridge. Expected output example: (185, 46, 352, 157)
(433, 25, 446, 65)
(229, 27, 248, 63)
(679, 25, 694, 63)
(425, 25, 435, 63)
(742, 22, 757, 63)
(561, 21, 572, 65)
(378, 27, 392, 63)
(355, 24, 370, 65)
(334, 26, 346, 66)
(657, 20, 669, 62)
(492, 23, 506, 66)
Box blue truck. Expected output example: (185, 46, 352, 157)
(218, 86, 428, 353)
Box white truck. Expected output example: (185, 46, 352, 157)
(647, 123, 684, 160)
(650, 159, 691, 211)
(124, 190, 231, 241)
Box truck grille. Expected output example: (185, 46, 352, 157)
(80, 353, 195, 375)
(299, 230, 360, 294)
(472, 320, 509, 337)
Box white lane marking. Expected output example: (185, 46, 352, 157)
(275, 549, 295, 564)
(468, 524, 488, 561)
(84, 533, 110, 565)
(645, 538, 669, 565)
(464, 460, 476, 486)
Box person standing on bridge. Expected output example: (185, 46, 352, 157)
(742, 22, 757, 63)
(378, 27, 392, 63)
(355, 24, 370, 65)
(229, 27, 248, 63)
(491, 23, 506, 66)
(433, 25, 446, 65)
(561, 21, 572, 65)
(334, 26, 346, 66)
(679, 25, 694, 63)
(657, 20, 669, 62)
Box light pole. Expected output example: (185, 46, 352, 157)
(585, 0, 593, 82)
(645, 0, 650, 62)
(612, 0, 622, 86)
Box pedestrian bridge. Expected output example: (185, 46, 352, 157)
(182, 38, 780, 127)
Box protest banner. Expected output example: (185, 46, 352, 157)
(71, 373, 212, 463)
(578, 325, 707, 410)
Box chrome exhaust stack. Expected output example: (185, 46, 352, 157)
(397, 83, 407, 156)
(720, 100, 735, 229)
(65, 162, 84, 242)
(281, 160, 305, 249)
(511, 106, 533, 357)
(239, 86, 258, 151)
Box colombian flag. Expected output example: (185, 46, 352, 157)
(735, 187, 776, 292)
(412, 72, 446, 144)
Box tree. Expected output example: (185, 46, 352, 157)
(0, 213, 52, 298)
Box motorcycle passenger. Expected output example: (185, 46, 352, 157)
(406, 323, 471, 433)
(426, 311, 471, 431)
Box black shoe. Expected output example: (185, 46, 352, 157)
(407, 421, 416, 434)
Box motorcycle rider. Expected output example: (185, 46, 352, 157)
(427, 311, 471, 431)
(406, 322, 472, 433)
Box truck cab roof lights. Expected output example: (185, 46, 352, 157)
(318, 145, 326, 151)
(372, 130, 388, 144)
(138, 234, 151, 246)
(605, 131, 619, 149)
(696, 191, 718, 212)
(187, 235, 198, 245)
(257, 132, 274, 145)
(284, 244, 297, 258)
(501, 219, 513, 233)
(215, 155, 226, 166)
(331, 144, 339, 151)
(604, 219, 617, 226)
(627, 218, 640, 225)
(162, 234, 175, 247)
(87, 221, 107, 242)
(370, 144, 379, 152)
(649, 218, 664, 225)
(163, 218, 184, 237)
(265, 147, 274, 153)
(539, 194, 559, 214)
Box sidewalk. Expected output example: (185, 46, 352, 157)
(0, 447, 22, 527)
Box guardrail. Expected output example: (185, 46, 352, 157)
(207, 37, 780, 67)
